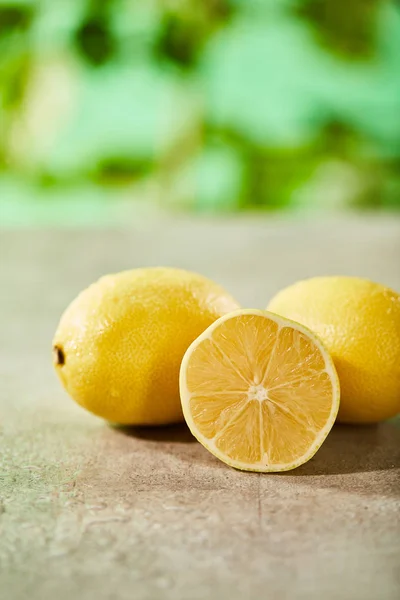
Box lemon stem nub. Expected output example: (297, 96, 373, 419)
(54, 345, 65, 366)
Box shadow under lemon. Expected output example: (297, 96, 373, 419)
(288, 419, 400, 476)
(113, 422, 196, 444)
(111, 417, 400, 477)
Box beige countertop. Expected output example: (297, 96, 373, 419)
(1, 215, 399, 600)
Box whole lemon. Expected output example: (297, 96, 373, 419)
(267, 276, 400, 423)
(53, 268, 239, 425)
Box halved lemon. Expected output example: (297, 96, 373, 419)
(180, 309, 340, 472)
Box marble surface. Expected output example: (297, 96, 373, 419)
(1, 215, 399, 600)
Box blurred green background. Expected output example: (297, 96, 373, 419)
(1, 0, 400, 225)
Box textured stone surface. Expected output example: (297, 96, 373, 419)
(1, 215, 400, 600)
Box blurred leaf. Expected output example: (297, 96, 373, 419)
(0, 4, 34, 36)
(316, 120, 359, 158)
(153, 13, 202, 68)
(74, 16, 116, 66)
(242, 146, 318, 210)
(153, 1, 234, 69)
(206, 0, 236, 20)
(0, 51, 31, 108)
(296, 0, 380, 59)
(93, 155, 151, 184)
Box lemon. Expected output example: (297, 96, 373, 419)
(268, 276, 400, 423)
(53, 267, 239, 425)
(180, 309, 339, 472)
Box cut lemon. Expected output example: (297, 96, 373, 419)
(180, 309, 340, 472)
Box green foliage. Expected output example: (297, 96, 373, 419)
(296, 0, 380, 58)
(0, 0, 399, 216)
